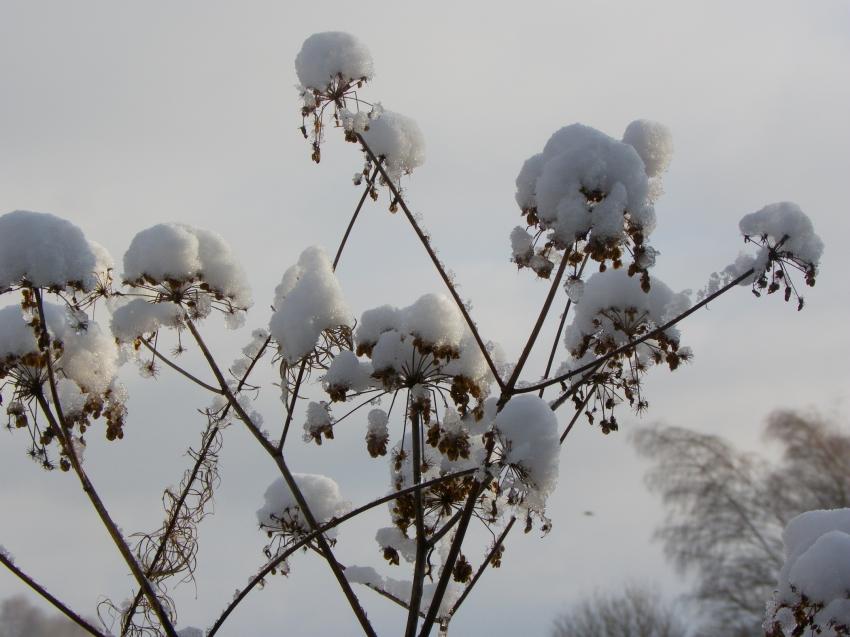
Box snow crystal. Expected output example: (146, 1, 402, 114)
(0, 210, 104, 292)
(515, 124, 656, 248)
(269, 246, 353, 364)
(257, 473, 350, 538)
(361, 110, 426, 185)
(110, 299, 184, 343)
(295, 32, 374, 92)
(123, 223, 252, 309)
(621, 119, 673, 178)
(494, 396, 559, 509)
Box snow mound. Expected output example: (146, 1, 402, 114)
(257, 473, 350, 539)
(296, 32, 374, 91)
(361, 110, 426, 184)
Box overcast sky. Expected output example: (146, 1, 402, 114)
(1, 1, 849, 635)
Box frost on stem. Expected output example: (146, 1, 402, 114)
(257, 473, 351, 571)
(512, 121, 669, 286)
(765, 509, 850, 637)
(702, 202, 823, 311)
(557, 269, 692, 433)
(122, 222, 252, 327)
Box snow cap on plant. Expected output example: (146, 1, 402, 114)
(0, 210, 111, 295)
(513, 123, 667, 283)
(493, 395, 559, 514)
(257, 473, 351, 544)
(765, 508, 850, 636)
(269, 245, 354, 365)
(122, 223, 252, 327)
(296, 32, 374, 93)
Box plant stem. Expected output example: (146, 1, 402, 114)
(139, 338, 222, 394)
(334, 163, 382, 269)
(0, 551, 106, 637)
(32, 289, 177, 637)
(406, 407, 427, 636)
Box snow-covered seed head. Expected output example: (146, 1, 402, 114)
(295, 32, 374, 94)
(0, 302, 126, 469)
(269, 246, 354, 366)
(122, 223, 252, 328)
(737, 202, 823, 310)
(558, 270, 692, 432)
(493, 396, 559, 514)
(0, 210, 112, 297)
(257, 473, 351, 546)
(513, 123, 667, 280)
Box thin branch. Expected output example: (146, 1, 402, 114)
(449, 516, 516, 618)
(32, 289, 178, 637)
(139, 338, 222, 394)
(0, 551, 106, 637)
(514, 268, 756, 395)
(559, 390, 593, 444)
(356, 133, 505, 392)
(334, 163, 382, 269)
(279, 359, 308, 451)
(539, 254, 589, 398)
(503, 251, 570, 397)
(206, 468, 476, 636)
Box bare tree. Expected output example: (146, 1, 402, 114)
(552, 584, 687, 637)
(633, 412, 850, 635)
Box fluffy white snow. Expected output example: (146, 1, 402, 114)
(766, 508, 850, 636)
(257, 473, 351, 539)
(110, 299, 184, 343)
(269, 246, 353, 364)
(514, 123, 657, 248)
(375, 526, 417, 563)
(295, 31, 374, 91)
(739, 202, 824, 268)
(563, 269, 690, 355)
(0, 210, 105, 292)
(323, 351, 375, 396)
(361, 110, 426, 185)
(621, 119, 673, 178)
(122, 223, 252, 309)
(494, 395, 559, 509)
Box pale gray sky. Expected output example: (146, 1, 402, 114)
(1, 1, 849, 635)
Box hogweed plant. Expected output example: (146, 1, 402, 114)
(0, 31, 826, 637)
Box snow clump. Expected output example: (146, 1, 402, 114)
(295, 32, 374, 92)
(257, 473, 351, 541)
(0, 210, 106, 293)
(361, 110, 426, 185)
(514, 123, 660, 260)
(493, 395, 559, 511)
(122, 223, 252, 321)
(269, 246, 353, 364)
(563, 269, 690, 358)
(110, 299, 184, 343)
(621, 119, 674, 178)
(765, 508, 850, 636)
